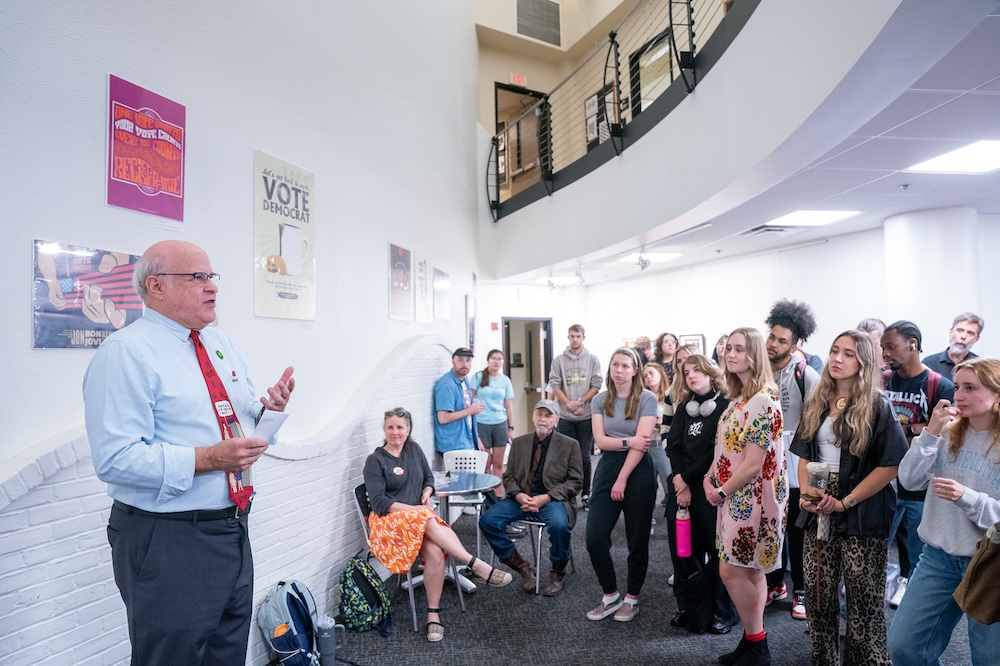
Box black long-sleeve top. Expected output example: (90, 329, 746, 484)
(362, 439, 434, 516)
(666, 391, 729, 487)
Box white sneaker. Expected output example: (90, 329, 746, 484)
(889, 577, 908, 608)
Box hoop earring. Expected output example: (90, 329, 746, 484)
(993, 402, 999, 415)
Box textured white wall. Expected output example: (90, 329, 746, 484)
(0, 0, 482, 473)
(0, 337, 453, 666)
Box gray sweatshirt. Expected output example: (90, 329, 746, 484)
(547, 346, 603, 421)
(898, 427, 1000, 557)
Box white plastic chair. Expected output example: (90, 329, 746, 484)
(442, 449, 490, 557)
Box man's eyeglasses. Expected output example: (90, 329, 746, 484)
(155, 272, 221, 284)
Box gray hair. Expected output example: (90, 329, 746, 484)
(952, 312, 984, 333)
(856, 318, 886, 336)
(132, 251, 168, 300)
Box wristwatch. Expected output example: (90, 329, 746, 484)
(843, 494, 858, 508)
(718, 487, 728, 500)
(622, 438, 629, 449)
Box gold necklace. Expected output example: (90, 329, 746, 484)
(835, 396, 848, 411)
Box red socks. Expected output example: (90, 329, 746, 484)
(745, 631, 766, 642)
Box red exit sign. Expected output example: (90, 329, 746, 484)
(509, 72, 527, 87)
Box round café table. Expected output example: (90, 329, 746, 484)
(433, 471, 500, 593)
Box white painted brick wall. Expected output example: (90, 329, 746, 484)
(0, 337, 454, 666)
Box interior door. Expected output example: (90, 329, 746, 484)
(524, 321, 547, 419)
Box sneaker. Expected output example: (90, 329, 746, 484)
(668, 574, 674, 586)
(587, 596, 623, 621)
(791, 590, 807, 620)
(889, 577, 908, 608)
(765, 581, 788, 606)
(581, 495, 590, 511)
(614, 601, 638, 622)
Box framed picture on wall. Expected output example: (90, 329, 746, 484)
(433, 268, 450, 320)
(679, 333, 705, 355)
(388, 243, 413, 320)
(497, 121, 507, 180)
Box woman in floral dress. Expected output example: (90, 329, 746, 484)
(703, 327, 788, 666)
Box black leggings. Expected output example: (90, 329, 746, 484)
(586, 452, 656, 596)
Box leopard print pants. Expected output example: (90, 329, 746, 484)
(802, 473, 891, 666)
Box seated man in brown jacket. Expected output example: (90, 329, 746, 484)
(479, 399, 583, 596)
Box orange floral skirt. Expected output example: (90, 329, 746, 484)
(368, 506, 448, 574)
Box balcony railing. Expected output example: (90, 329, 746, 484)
(487, 0, 756, 220)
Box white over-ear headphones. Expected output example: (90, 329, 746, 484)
(686, 391, 719, 418)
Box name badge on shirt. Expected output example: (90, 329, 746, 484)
(393, 467, 405, 476)
(215, 400, 234, 417)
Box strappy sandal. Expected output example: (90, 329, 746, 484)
(467, 556, 513, 588)
(426, 607, 444, 642)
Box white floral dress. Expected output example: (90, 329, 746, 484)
(712, 387, 788, 571)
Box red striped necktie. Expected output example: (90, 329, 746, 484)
(190, 329, 253, 510)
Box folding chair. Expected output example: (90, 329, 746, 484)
(519, 518, 576, 595)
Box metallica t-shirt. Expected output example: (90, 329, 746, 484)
(884, 368, 954, 500)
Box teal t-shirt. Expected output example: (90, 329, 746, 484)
(471, 372, 515, 425)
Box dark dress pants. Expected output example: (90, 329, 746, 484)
(107, 503, 254, 666)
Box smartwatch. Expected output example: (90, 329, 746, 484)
(718, 487, 728, 500)
(622, 438, 629, 449)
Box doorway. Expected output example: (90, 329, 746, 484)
(502, 317, 554, 434)
(495, 83, 547, 201)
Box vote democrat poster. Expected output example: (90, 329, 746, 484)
(253, 150, 316, 320)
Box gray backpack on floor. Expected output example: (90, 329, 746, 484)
(258, 579, 321, 666)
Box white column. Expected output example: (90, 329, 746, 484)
(883, 208, 980, 350)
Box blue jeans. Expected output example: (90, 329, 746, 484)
(888, 498, 925, 577)
(888, 544, 1000, 666)
(479, 498, 572, 563)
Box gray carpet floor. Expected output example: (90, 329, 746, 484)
(335, 491, 974, 665)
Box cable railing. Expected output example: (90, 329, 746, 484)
(487, 0, 737, 219)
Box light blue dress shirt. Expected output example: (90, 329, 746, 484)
(83, 308, 261, 512)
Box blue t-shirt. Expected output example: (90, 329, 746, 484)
(471, 372, 515, 425)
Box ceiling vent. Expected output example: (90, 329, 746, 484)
(517, 0, 561, 47)
(739, 225, 799, 238)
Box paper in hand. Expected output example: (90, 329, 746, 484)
(251, 410, 290, 443)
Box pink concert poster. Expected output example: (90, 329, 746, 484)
(106, 75, 186, 221)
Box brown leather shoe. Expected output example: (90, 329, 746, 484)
(501, 549, 535, 592)
(542, 559, 568, 596)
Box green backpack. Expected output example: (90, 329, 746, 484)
(337, 551, 392, 635)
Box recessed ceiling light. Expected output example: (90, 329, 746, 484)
(618, 252, 681, 263)
(904, 140, 1000, 174)
(764, 210, 859, 227)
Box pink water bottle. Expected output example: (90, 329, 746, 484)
(676, 508, 692, 558)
